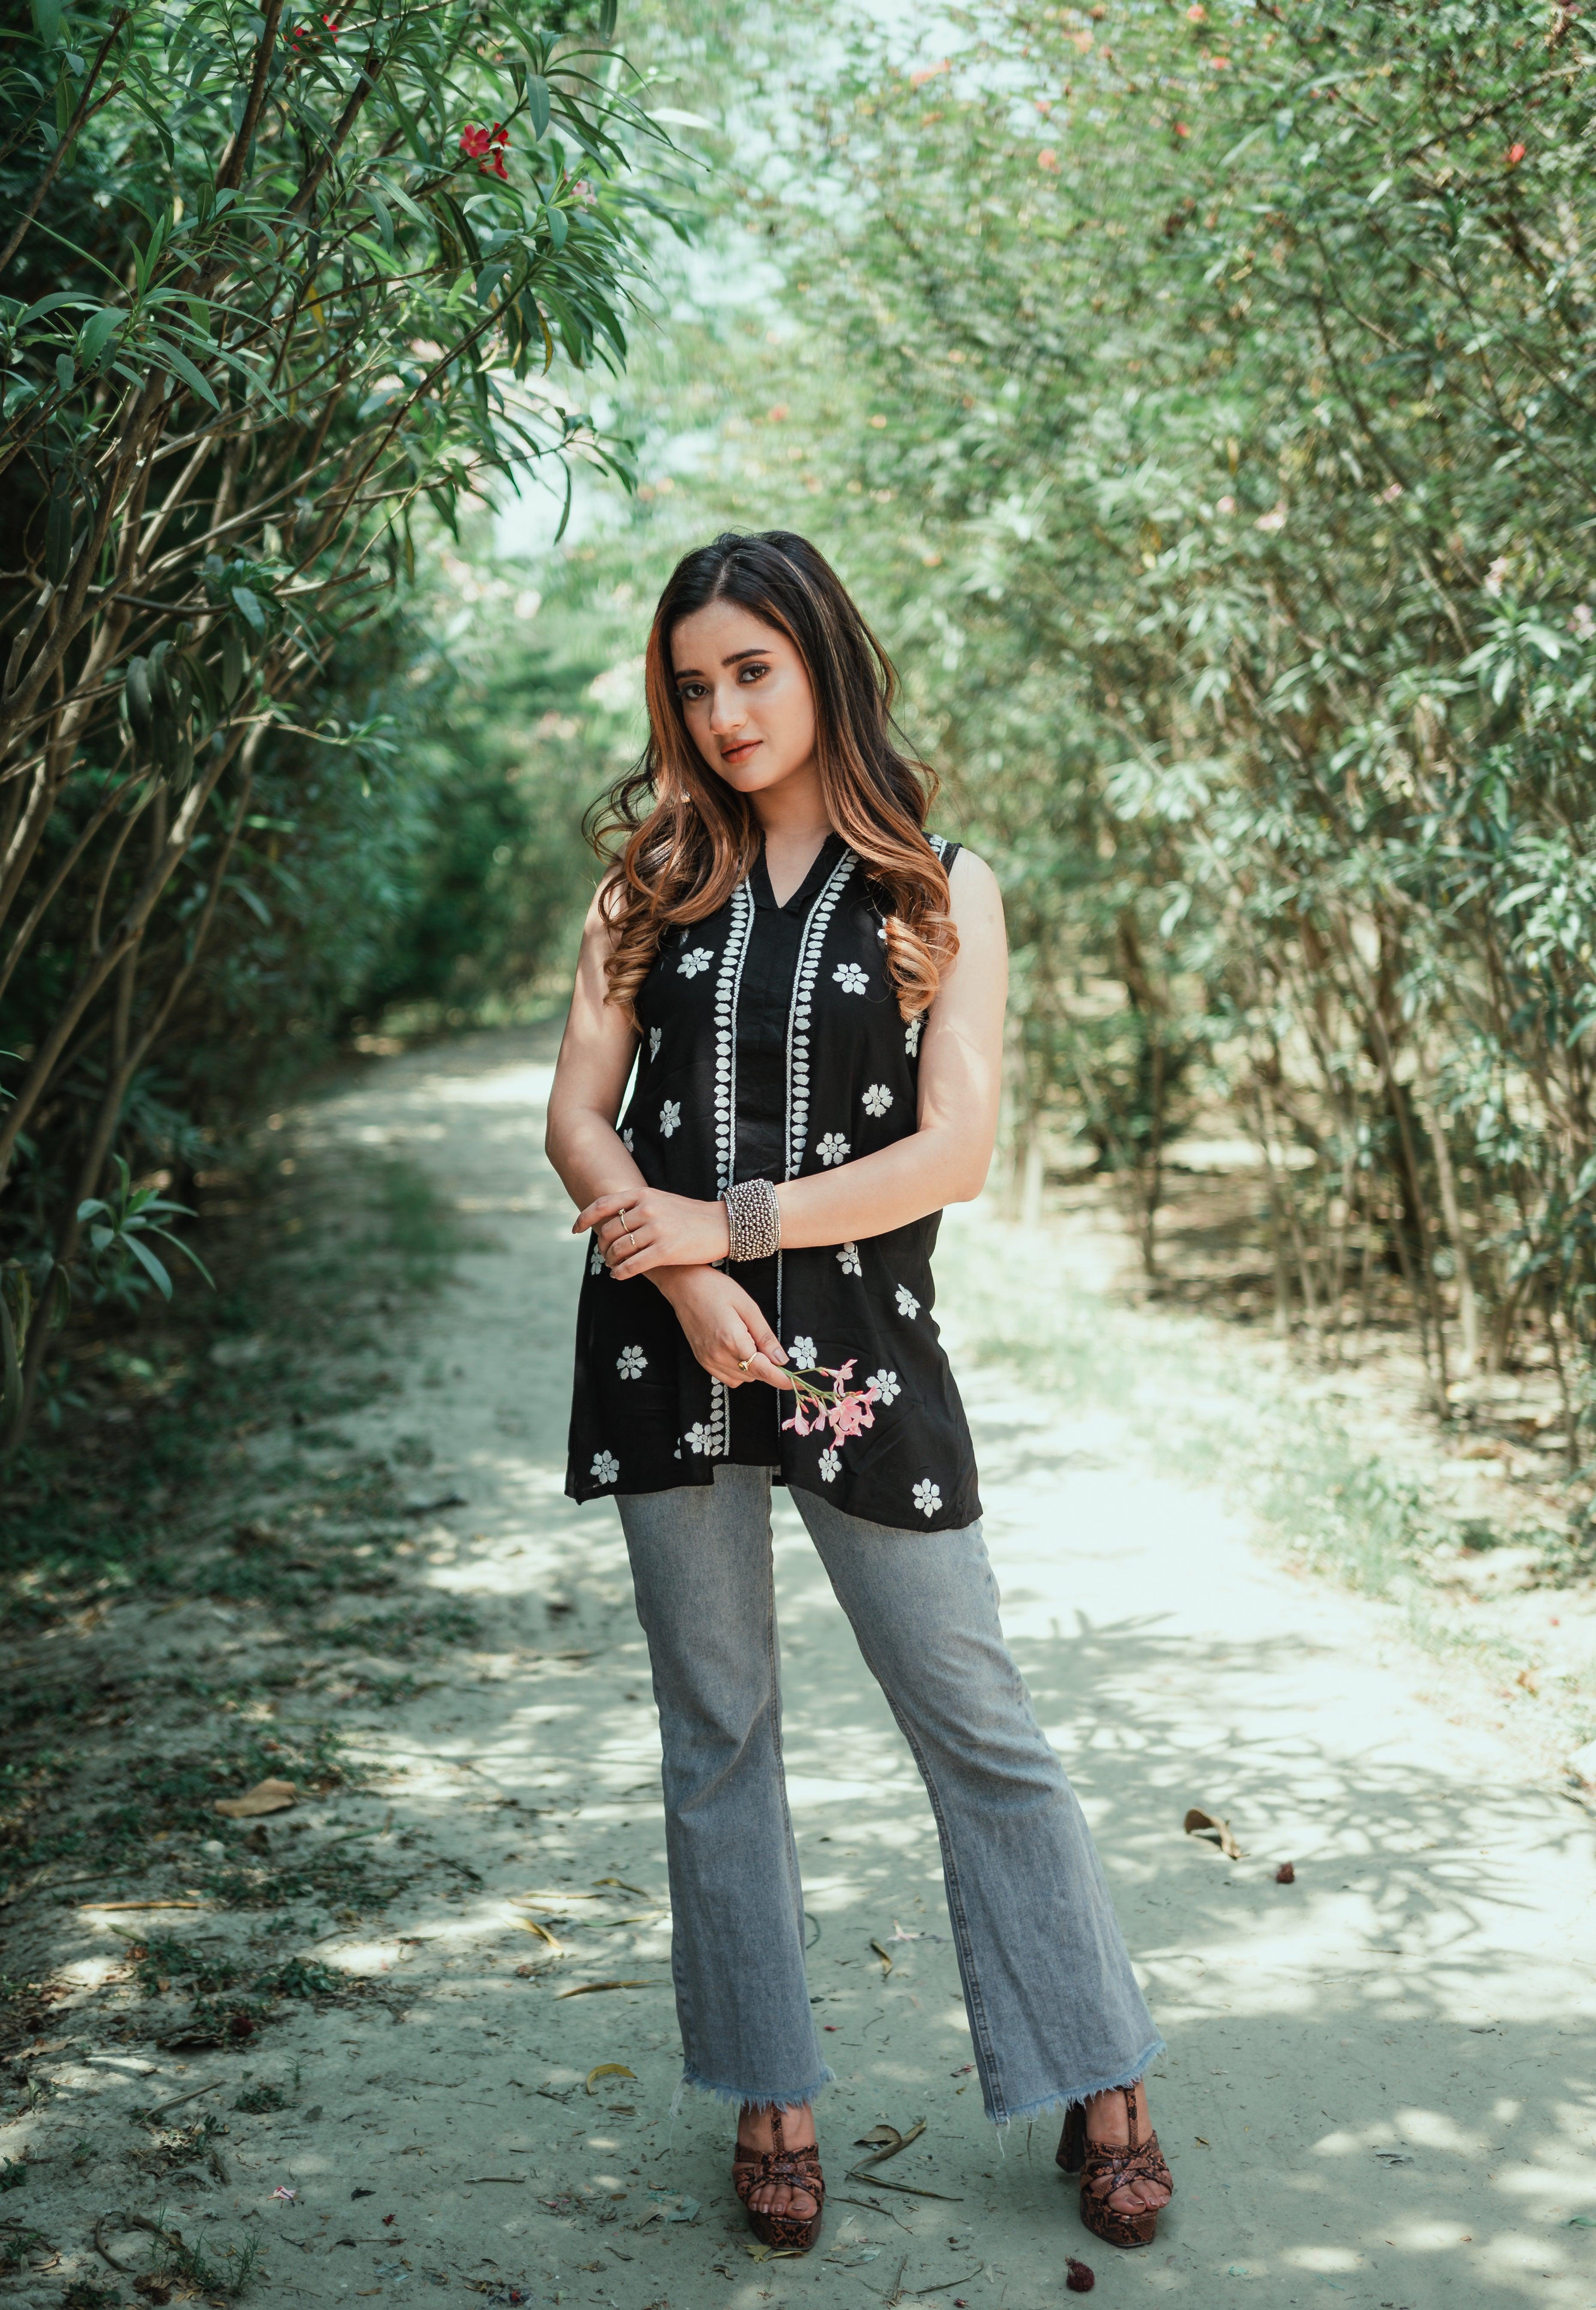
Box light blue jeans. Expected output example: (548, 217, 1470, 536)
(616, 1464, 1163, 2126)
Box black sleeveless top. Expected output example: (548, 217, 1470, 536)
(564, 832, 982, 1534)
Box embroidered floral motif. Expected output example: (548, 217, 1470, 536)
(678, 946, 715, 978)
(589, 1239, 605, 1277)
(818, 1446, 840, 1483)
(786, 851, 857, 1182)
(788, 1334, 818, 1369)
(913, 1478, 942, 1518)
(869, 1367, 900, 1403)
(861, 1083, 893, 1117)
(616, 1346, 647, 1379)
(659, 1099, 682, 1138)
(837, 1241, 862, 1275)
(649, 1026, 662, 1060)
(896, 1285, 921, 1318)
(816, 1131, 850, 1167)
(684, 1421, 714, 1454)
(591, 1449, 619, 1484)
(833, 961, 869, 995)
(621, 1126, 634, 1153)
(905, 1015, 923, 1057)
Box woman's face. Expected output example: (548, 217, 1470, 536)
(670, 600, 818, 799)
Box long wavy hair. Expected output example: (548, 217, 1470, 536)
(587, 530, 957, 1022)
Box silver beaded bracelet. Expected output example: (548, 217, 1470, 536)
(724, 1175, 781, 1263)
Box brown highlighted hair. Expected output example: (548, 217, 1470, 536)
(587, 530, 957, 1022)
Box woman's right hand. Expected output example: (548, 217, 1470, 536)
(653, 1267, 792, 1390)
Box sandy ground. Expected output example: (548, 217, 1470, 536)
(10, 1030, 1596, 2310)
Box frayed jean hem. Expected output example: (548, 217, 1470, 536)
(674, 2061, 837, 2117)
(991, 2036, 1166, 2129)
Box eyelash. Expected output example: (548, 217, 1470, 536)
(677, 663, 769, 701)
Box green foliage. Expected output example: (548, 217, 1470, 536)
(528, 0, 1596, 1472)
(0, 0, 676, 1447)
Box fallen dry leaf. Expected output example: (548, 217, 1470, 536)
(554, 1980, 657, 2000)
(518, 1918, 563, 1954)
(586, 2063, 636, 2095)
(1183, 1806, 1242, 1860)
(869, 1938, 894, 1975)
(214, 1777, 297, 1820)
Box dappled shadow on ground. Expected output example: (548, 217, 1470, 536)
(7, 1032, 1591, 2310)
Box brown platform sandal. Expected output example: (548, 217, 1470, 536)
(1057, 2084, 1173, 2250)
(733, 2105, 825, 2255)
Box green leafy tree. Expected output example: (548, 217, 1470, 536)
(0, 0, 678, 1446)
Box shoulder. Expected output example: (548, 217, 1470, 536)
(582, 869, 626, 943)
(945, 846, 1003, 930)
(945, 844, 997, 894)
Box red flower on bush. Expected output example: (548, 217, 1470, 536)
(1506, 141, 1527, 166)
(459, 122, 510, 180)
(286, 12, 339, 48)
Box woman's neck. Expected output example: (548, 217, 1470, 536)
(751, 763, 834, 907)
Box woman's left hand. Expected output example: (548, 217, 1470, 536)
(574, 1185, 732, 1279)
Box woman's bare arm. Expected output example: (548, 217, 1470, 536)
(543, 882, 651, 1215)
(545, 883, 787, 1390)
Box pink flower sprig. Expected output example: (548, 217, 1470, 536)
(780, 1356, 879, 1447)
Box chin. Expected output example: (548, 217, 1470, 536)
(713, 755, 798, 795)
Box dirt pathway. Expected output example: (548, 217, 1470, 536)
(12, 1030, 1596, 2310)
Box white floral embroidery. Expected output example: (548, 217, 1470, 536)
(678, 946, 715, 978)
(659, 1099, 682, 1138)
(896, 1285, 920, 1319)
(616, 1345, 647, 1379)
(649, 1026, 662, 1060)
(861, 1083, 893, 1117)
(833, 961, 869, 995)
(621, 1126, 635, 1153)
(913, 1478, 942, 1519)
(818, 1447, 840, 1484)
(589, 1240, 605, 1277)
(905, 1015, 923, 1057)
(788, 1334, 818, 1370)
(816, 1131, 850, 1167)
(870, 1368, 900, 1403)
(591, 1450, 619, 1484)
(837, 1241, 862, 1276)
(876, 922, 888, 943)
(684, 1421, 714, 1455)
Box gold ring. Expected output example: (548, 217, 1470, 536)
(618, 1206, 632, 1229)
(626, 1230, 638, 1253)
(737, 1356, 752, 1371)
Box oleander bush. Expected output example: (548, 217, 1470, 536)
(0, 0, 676, 1447)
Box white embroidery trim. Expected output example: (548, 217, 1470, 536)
(779, 847, 856, 1336)
(707, 880, 755, 1457)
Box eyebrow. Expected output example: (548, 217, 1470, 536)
(672, 647, 770, 681)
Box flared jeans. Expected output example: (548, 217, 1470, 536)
(615, 1464, 1162, 2126)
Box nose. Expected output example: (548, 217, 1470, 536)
(707, 681, 746, 735)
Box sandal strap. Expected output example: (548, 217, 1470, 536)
(1081, 2129, 1171, 2200)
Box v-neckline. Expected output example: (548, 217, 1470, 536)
(752, 830, 844, 914)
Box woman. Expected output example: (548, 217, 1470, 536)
(545, 531, 1172, 2257)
